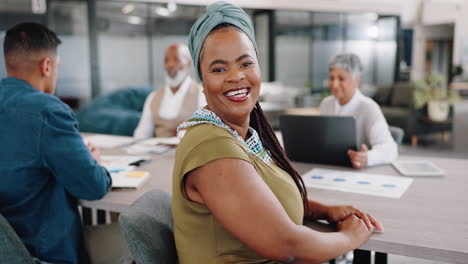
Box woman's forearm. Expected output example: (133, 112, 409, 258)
(285, 225, 358, 264)
(306, 199, 330, 220)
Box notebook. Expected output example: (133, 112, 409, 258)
(101, 155, 151, 188)
(110, 170, 150, 189)
(392, 160, 445, 177)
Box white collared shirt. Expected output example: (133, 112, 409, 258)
(319, 89, 398, 167)
(133, 77, 206, 139)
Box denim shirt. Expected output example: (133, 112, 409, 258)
(0, 77, 111, 264)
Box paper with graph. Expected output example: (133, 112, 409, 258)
(302, 168, 413, 198)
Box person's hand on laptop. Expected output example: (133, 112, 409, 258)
(348, 144, 368, 169)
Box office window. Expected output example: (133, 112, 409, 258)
(0, 0, 88, 107)
(275, 10, 399, 93)
(95, 2, 255, 94)
(49, 0, 91, 106)
(0, 0, 46, 79)
(95, 2, 221, 94)
(275, 11, 314, 89)
(96, 1, 151, 94)
(149, 5, 206, 86)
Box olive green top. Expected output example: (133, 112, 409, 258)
(172, 124, 304, 264)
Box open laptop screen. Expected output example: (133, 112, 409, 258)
(279, 115, 357, 166)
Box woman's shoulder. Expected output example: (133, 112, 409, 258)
(356, 94, 386, 122)
(177, 124, 239, 154)
(183, 123, 235, 141)
(174, 123, 251, 176)
(358, 94, 382, 112)
(319, 95, 335, 112)
(321, 95, 335, 105)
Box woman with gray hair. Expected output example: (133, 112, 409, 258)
(320, 53, 398, 169)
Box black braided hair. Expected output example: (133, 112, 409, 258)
(250, 102, 309, 216)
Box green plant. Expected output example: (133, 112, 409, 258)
(452, 64, 463, 78)
(304, 81, 313, 94)
(413, 73, 462, 109)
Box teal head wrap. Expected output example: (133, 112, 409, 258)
(188, 1, 258, 81)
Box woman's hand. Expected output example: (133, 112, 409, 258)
(327, 205, 384, 232)
(337, 215, 373, 247)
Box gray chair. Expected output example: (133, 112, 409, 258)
(0, 213, 35, 264)
(389, 126, 405, 145)
(118, 189, 177, 264)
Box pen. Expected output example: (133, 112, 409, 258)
(129, 159, 147, 167)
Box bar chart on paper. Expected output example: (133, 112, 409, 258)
(302, 168, 413, 198)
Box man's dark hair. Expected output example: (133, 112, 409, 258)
(4, 22, 61, 57)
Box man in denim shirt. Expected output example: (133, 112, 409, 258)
(0, 23, 114, 263)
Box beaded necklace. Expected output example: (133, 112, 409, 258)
(178, 109, 272, 164)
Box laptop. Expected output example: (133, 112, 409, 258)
(279, 115, 357, 166)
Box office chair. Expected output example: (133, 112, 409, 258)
(119, 189, 177, 264)
(77, 87, 153, 136)
(0, 213, 35, 264)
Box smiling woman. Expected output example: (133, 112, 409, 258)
(199, 24, 261, 135)
(171, 2, 383, 264)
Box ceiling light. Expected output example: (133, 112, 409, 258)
(154, 1, 177, 17)
(155, 7, 170, 17)
(367, 25, 379, 39)
(128, 16, 143, 25)
(31, 0, 47, 14)
(122, 4, 135, 15)
(168, 1, 177, 12)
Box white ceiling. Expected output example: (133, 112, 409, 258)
(120, 0, 467, 26)
(0, 0, 465, 26)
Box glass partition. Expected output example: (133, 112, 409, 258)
(49, 1, 91, 107)
(275, 10, 399, 95)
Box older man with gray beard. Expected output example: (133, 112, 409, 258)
(134, 43, 205, 138)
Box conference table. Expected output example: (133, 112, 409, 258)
(80, 137, 468, 264)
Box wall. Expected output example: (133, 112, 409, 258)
(453, 1, 468, 68)
(0, 32, 92, 102)
(411, 24, 454, 81)
(409, 0, 468, 81)
(55, 35, 91, 100)
(421, 1, 458, 25)
(98, 34, 150, 94)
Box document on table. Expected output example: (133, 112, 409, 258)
(85, 134, 136, 149)
(101, 155, 151, 189)
(302, 168, 413, 199)
(139, 137, 180, 146)
(110, 170, 150, 189)
(123, 137, 180, 155)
